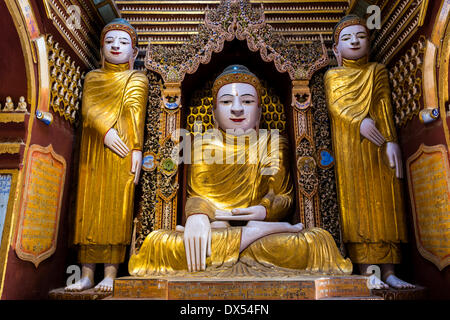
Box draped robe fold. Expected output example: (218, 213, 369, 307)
(185, 130, 293, 222)
(74, 61, 148, 263)
(324, 57, 407, 264)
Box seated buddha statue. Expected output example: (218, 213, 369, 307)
(129, 65, 352, 276)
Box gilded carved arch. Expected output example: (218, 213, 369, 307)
(1, 0, 40, 295)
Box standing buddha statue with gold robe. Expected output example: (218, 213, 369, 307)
(129, 65, 352, 276)
(324, 15, 415, 289)
(66, 19, 148, 292)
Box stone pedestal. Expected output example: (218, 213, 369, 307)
(111, 274, 380, 300)
(372, 286, 427, 300)
(48, 288, 112, 300)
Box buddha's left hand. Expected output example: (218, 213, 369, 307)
(215, 205, 267, 221)
(131, 150, 142, 184)
(386, 142, 403, 179)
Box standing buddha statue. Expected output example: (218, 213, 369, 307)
(325, 15, 415, 289)
(66, 18, 148, 292)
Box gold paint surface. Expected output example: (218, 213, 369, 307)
(407, 144, 450, 270)
(0, 143, 22, 155)
(0, 113, 26, 123)
(129, 227, 352, 276)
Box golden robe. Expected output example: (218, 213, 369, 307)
(129, 130, 352, 275)
(129, 227, 352, 276)
(74, 61, 148, 264)
(185, 131, 293, 221)
(324, 57, 407, 264)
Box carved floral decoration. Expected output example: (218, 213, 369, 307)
(145, 0, 328, 83)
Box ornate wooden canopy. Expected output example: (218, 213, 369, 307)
(141, 0, 330, 83)
(117, 0, 350, 70)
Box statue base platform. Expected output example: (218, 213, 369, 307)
(111, 274, 381, 300)
(372, 285, 427, 300)
(48, 288, 112, 300)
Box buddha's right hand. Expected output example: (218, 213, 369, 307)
(183, 214, 211, 272)
(104, 128, 130, 158)
(360, 118, 385, 147)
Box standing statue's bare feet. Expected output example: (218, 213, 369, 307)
(94, 277, 114, 292)
(65, 277, 94, 292)
(292, 223, 304, 232)
(384, 275, 415, 289)
(367, 274, 389, 290)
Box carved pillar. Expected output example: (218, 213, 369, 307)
(155, 82, 182, 230)
(291, 80, 320, 228)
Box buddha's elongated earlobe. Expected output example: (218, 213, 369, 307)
(333, 44, 342, 66)
(212, 110, 219, 129)
(100, 49, 105, 68)
(129, 47, 139, 70)
(256, 108, 262, 135)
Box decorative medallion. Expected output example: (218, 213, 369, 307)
(159, 158, 178, 177)
(142, 151, 157, 172)
(297, 156, 316, 174)
(297, 155, 319, 199)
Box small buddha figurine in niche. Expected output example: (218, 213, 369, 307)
(16, 96, 27, 112)
(65, 18, 148, 292)
(129, 65, 352, 276)
(325, 15, 414, 289)
(4, 97, 15, 111)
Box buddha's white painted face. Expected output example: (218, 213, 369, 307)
(334, 24, 370, 61)
(215, 83, 260, 133)
(102, 30, 135, 65)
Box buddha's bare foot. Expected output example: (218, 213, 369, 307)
(65, 277, 93, 292)
(367, 274, 389, 290)
(246, 221, 303, 232)
(292, 223, 304, 232)
(94, 277, 114, 292)
(240, 221, 305, 252)
(175, 225, 185, 232)
(384, 274, 415, 289)
(211, 221, 230, 229)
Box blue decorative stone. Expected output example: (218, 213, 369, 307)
(320, 150, 334, 167)
(165, 102, 179, 110)
(432, 108, 439, 118)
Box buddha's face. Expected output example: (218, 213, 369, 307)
(102, 30, 135, 65)
(214, 83, 260, 133)
(334, 24, 370, 61)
